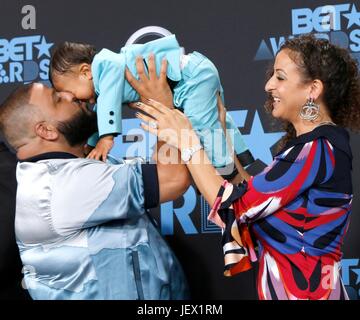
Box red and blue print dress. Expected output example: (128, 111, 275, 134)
(209, 125, 352, 300)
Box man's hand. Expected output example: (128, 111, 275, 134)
(86, 135, 114, 161)
(125, 54, 174, 108)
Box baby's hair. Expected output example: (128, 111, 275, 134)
(50, 42, 96, 83)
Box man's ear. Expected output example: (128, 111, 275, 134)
(79, 63, 92, 80)
(34, 122, 59, 141)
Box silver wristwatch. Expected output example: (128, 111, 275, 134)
(181, 144, 203, 163)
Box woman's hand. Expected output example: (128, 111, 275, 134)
(133, 99, 224, 207)
(131, 99, 199, 150)
(125, 54, 174, 108)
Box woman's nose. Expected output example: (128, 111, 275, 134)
(265, 77, 274, 93)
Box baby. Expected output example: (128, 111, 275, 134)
(50, 35, 252, 179)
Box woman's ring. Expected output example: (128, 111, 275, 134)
(149, 121, 158, 129)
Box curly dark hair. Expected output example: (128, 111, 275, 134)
(264, 34, 360, 149)
(49, 41, 96, 84)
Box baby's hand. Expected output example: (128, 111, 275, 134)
(86, 136, 114, 161)
(84, 144, 94, 156)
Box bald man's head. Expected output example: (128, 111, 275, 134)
(0, 83, 97, 155)
(0, 84, 43, 150)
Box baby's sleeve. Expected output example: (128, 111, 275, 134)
(95, 58, 125, 138)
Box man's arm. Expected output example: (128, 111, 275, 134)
(126, 54, 191, 203)
(154, 141, 191, 203)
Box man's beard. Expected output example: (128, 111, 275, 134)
(57, 109, 98, 147)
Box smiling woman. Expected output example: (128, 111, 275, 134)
(265, 35, 360, 150)
(133, 34, 360, 300)
(264, 49, 321, 125)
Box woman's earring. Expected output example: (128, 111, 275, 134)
(300, 98, 320, 121)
